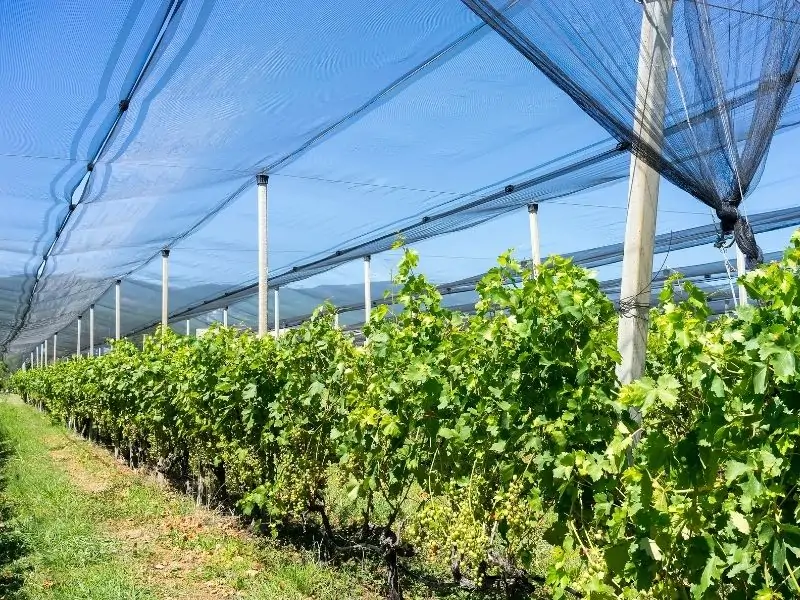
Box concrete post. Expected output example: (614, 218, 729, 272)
(115, 279, 122, 340)
(274, 288, 280, 337)
(617, 0, 674, 395)
(257, 174, 269, 337)
(736, 247, 748, 306)
(89, 304, 95, 357)
(364, 255, 372, 324)
(161, 249, 170, 332)
(528, 203, 541, 272)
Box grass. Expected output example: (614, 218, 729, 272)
(0, 397, 154, 600)
(0, 395, 391, 599)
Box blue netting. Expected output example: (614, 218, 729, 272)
(2, 0, 800, 358)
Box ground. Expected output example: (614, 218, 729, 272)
(0, 395, 391, 600)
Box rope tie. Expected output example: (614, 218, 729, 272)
(714, 201, 763, 269)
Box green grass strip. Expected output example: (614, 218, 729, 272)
(0, 396, 156, 600)
(0, 396, 395, 600)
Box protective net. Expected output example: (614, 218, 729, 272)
(461, 0, 800, 263)
(2, 0, 799, 356)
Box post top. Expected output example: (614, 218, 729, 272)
(161, 248, 170, 258)
(115, 279, 121, 285)
(528, 203, 539, 213)
(256, 173, 269, 186)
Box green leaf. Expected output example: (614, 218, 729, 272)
(437, 427, 456, 439)
(604, 542, 630, 575)
(725, 460, 750, 484)
(772, 539, 786, 574)
(730, 511, 750, 535)
(490, 440, 507, 453)
(754, 365, 768, 394)
(640, 538, 663, 561)
(710, 375, 725, 398)
(695, 555, 721, 597)
(308, 381, 325, 397)
(769, 348, 795, 381)
(242, 382, 257, 401)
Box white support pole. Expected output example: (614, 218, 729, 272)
(528, 203, 541, 271)
(257, 174, 269, 337)
(617, 0, 674, 392)
(35, 346, 39, 368)
(161, 249, 170, 332)
(364, 255, 372, 323)
(77, 316, 82, 357)
(44, 340, 48, 367)
(89, 304, 95, 357)
(736, 247, 748, 306)
(274, 288, 280, 337)
(223, 306, 228, 327)
(186, 319, 190, 336)
(53, 333, 57, 363)
(115, 279, 121, 340)
(30, 351, 34, 369)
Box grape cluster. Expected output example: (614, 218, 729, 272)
(270, 453, 325, 516)
(407, 481, 492, 580)
(407, 475, 549, 583)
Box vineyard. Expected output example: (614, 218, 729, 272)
(8, 235, 800, 600)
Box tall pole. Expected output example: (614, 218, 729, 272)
(35, 346, 39, 368)
(44, 340, 48, 367)
(30, 351, 34, 369)
(364, 255, 372, 323)
(528, 203, 541, 273)
(223, 306, 228, 327)
(257, 174, 269, 337)
(53, 333, 57, 363)
(186, 319, 190, 336)
(274, 289, 280, 337)
(115, 279, 121, 340)
(161, 249, 170, 332)
(89, 304, 95, 357)
(736, 247, 748, 306)
(77, 316, 82, 357)
(617, 0, 674, 391)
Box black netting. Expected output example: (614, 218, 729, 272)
(459, 0, 800, 264)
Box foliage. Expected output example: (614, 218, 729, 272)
(541, 235, 800, 599)
(10, 235, 800, 599)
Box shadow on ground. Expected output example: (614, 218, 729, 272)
(267, 519, 540, 599)
(0, 429, 28, 599)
